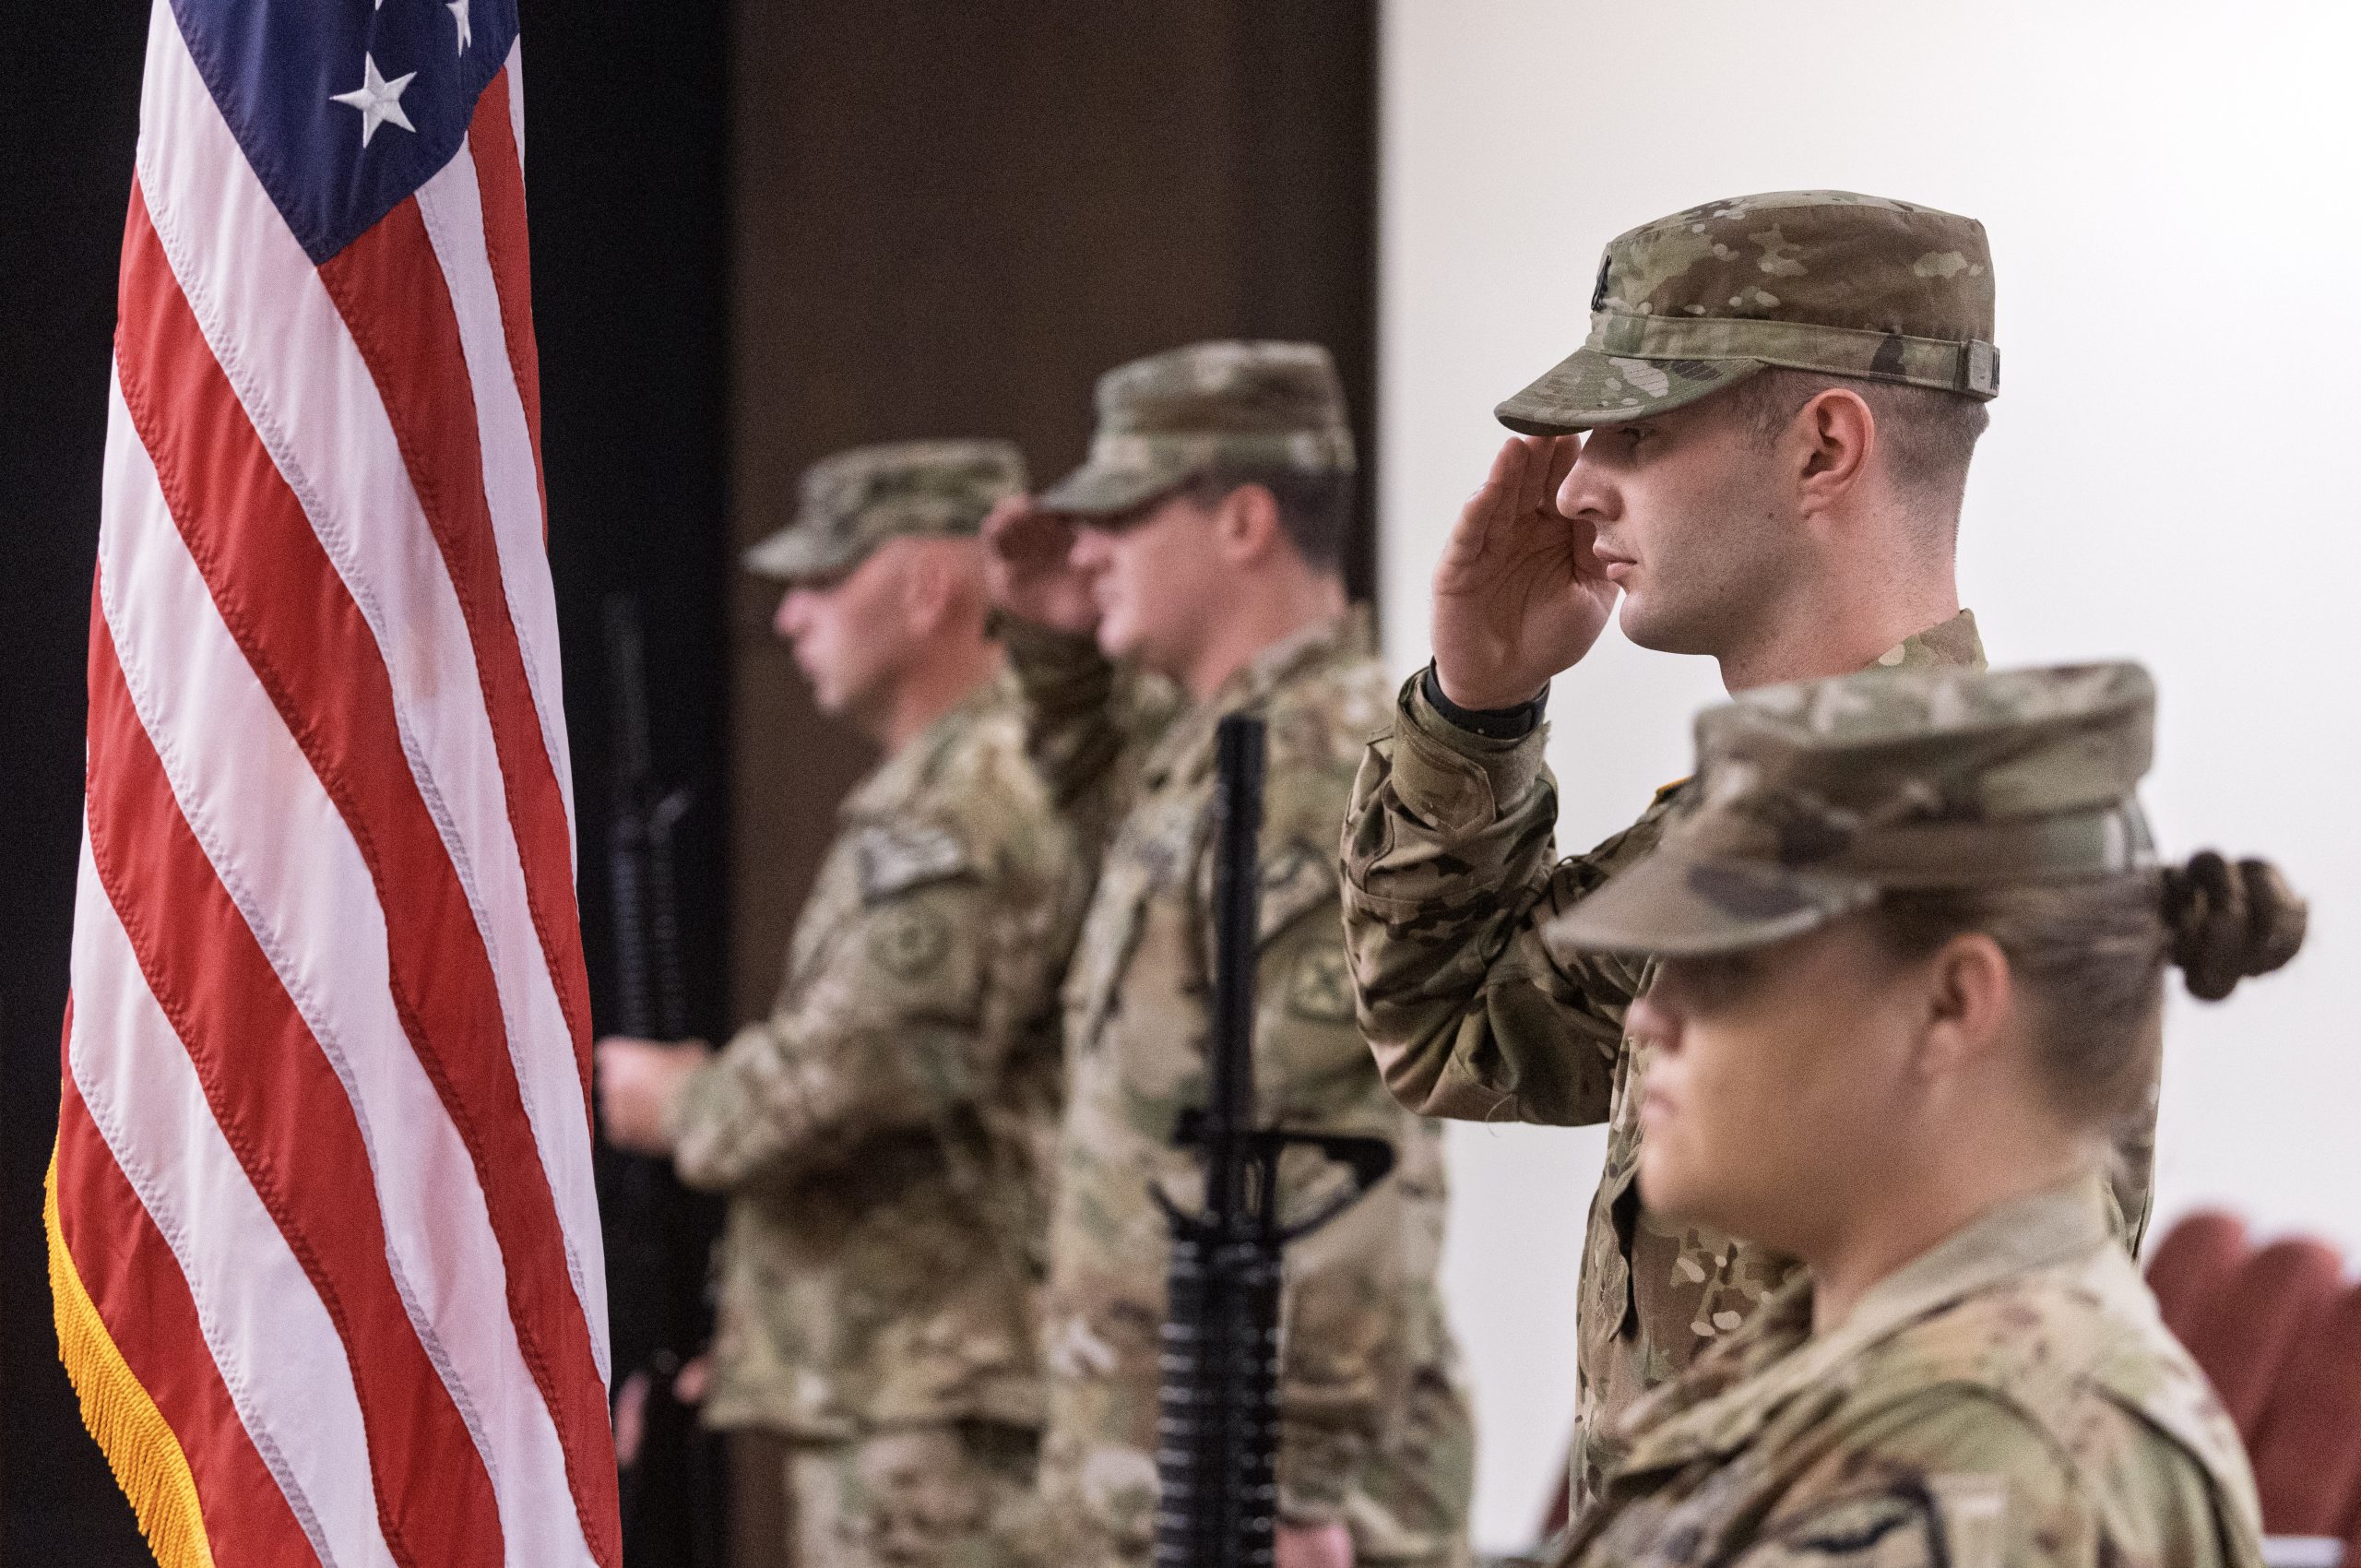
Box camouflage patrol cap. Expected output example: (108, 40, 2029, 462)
(1547, 662, 2157, 958)
(1497, 190, 1999, 434)
(743, 439, 1027, 582)
(1037, 339, 1356, 517)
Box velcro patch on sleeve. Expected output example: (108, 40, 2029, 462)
(867, 903, 954, 980)
(1285, 946, 1358, 1023)
(856, 824, 970, 903)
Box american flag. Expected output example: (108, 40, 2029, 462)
(47, 1, 620, 1563)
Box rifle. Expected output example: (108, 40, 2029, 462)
(1152, 715, 1397, 1568)
(601, 595, 725, 1567)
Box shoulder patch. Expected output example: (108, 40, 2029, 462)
(1655, 775, 1693, 803)
(1286, 946, 1357, 1024)
(868, 903, 953, 979)
(856, 824, 969, 903)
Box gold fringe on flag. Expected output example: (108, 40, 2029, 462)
(45, 1147, 219, 1568)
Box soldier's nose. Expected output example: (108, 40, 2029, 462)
(1626, 990, 1680, 1050)
(1557, 445, 1618, 521)
(1556, 467, 1596, 521)
(775, 590, 812, 637)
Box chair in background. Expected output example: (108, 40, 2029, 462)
(2146, 1209, 2251, 1349)
(2173, 1232, 2346, 1433)
(2247, 1280, 2361, 1549)
(2144, 1212, 2361, 1567)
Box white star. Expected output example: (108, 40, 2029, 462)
(330, 53, 417, 148)
(447, 0, 472, 54)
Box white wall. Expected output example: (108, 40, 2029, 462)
(1379, 2, 2361, 1550)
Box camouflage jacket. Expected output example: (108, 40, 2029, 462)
(1342, 612, 2152, 1505)
(1557, 1180, 2262, 1568)
(1017, 609, 1475, 1566)
(670, 677, 1088, 1440)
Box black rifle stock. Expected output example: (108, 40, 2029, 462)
(601, 595, 723, 1566)
(1153, 714, 1396, 1568)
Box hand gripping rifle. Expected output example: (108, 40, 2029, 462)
(601, 596, 723, 1566)
(1153, 715, 1397, 1568)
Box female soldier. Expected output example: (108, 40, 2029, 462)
(1545, 660, 2305, 1568)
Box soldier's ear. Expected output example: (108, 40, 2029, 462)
(1793, 386, 1876, 516)
(896, 543, 960, 635)
(1911, 930, 2013, 1083)
(1212, 481, 1286, 566)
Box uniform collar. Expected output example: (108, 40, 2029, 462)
(1140, 604, 1376, 790)
(1618, 1176, 2112, 1472)
(838, 672, 1004, 822)
(1872, 607, 1985, 672)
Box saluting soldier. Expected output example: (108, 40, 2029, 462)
(1335, 191, 2164, 1505)
(986, 341, 1475, 1568)
(1543, 659, 2302, 1568)
(598, 440, 1090, 1568)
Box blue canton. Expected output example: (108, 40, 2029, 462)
(169, 0, 522, 263)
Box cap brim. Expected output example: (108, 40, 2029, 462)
(742, 523, 860, 583)
(1540, 850, 1878, 960)
(1495, 347, 1768, 435)
(1034, 459, 1186, 518)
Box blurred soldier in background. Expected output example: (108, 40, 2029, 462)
(1338, 192, 2147, 1507)
(1541, 660, 2301, 1568)
(599, 440, 1090, 1568)
(987, 340, 1475, 1568)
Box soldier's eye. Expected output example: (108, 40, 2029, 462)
(1666, 951, 1765, 1010)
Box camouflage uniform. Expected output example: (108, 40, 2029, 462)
(1342, 194, 2155, 1508)
(1542, 661, 2259, 1568)
(1559, 1182, 2260, 1568)
(1020, 343, 1476, 1568)
(673, 440, 1087, 1568)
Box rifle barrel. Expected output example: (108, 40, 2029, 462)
(1204, 714, 1265, 1229)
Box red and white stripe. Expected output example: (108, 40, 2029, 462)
(54, 3, 619, 1562)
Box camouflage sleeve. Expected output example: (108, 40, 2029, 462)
(668, 873, 994, 1192)
(1727, 1389, 2242, 1568)
(1339, 673, 1663, 1125)
(995, 612, 1178, 859)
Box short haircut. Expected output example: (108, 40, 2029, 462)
(1726, 368, 1991, 512)
(1185, 466, 1356, 575)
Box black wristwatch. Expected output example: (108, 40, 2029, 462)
(1420, 661, 1548, 740)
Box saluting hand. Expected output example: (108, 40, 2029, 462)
(982, 494, 1099, 636)
(1430, 434, 1618, 710)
